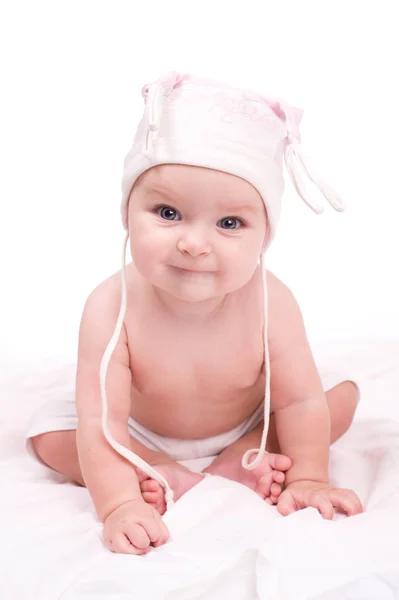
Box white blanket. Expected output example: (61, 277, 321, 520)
(1, 343, 399, 599)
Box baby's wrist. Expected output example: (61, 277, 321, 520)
(285, 476, 329, 488)
(285, 466, 329, 487)
(100, 496, 144, 523)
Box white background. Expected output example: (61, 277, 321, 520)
(1, 0, 398, 365)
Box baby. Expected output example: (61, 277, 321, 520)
(27, 73, 363, 556)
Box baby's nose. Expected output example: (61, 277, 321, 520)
(177, 229, 211, 257)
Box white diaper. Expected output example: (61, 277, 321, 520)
(25, 369, 359, 465)
(25, 395, 265, 464)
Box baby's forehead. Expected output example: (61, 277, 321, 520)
(138, 164, 264, 212)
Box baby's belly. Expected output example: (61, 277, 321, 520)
(129, 380, 265, 439)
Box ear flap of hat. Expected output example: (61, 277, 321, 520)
(266, 98, 304, 142)
(266, 97, 345, 214)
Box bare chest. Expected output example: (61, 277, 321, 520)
(131, 317, 263, 394)
(124, 296, 265, 436)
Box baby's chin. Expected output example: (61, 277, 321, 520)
(140, 266, 248, 302)
(164, 283, 220, 303)
(159, 277, 245, 304)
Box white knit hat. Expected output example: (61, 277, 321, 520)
(99, 72, 345, 510)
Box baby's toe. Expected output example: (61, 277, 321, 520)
(272, 470, 285, 484)
(136, 467, 149, 483)
(268, 453, 292, 472)
(270, 481, 283, 498)
(155, 496, 166, 515)
(141, 480, 161, 493)
(255, 473, 274, 499)
(268, 482, 283, 505)
(142, 490, 166, 515)
(142, 491, 159, 504)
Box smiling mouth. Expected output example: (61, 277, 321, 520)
(173, 266, 212, 273)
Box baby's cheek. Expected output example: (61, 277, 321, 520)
(130, 236, 153, 271)
(237, 254, 260, 285)
(219, 257, 255, 291)
(230, 245, 258, 273)
(133, 244, 156, 269)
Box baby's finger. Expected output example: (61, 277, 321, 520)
(329, 490, 363, 516)
(107, 532, 148, 555)
(140, 516, 169, 546)
(277, 491, 296, 516)
(310, 494, 334, 520)
(152, 519, 170, 547)
(125, 523, 151, 550)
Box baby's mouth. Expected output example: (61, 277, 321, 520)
(172, 265, 213, 274)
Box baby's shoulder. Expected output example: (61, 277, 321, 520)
(265, 269, 295, 305)
(78, 265, 140, 360)
(265, 269, 305, 343)
(84, 270, 123, 312)
(80, 265, 140, 337)
(85, 263, 139, 310)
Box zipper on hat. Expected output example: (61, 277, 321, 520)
(142, 74, 181, 159)
(143, 82, 164, 159)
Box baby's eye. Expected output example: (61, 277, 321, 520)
(218, 217, 244, 230)
(157, 206, 181, 221)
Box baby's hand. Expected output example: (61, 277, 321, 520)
(277, 480, 363, 519)
(103, 499, 169, 555)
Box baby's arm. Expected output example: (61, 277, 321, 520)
(268, 275, 329, 484)
(76, 283, 168, 553)
(267, 273, 362, 517)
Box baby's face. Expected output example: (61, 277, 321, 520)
(128, 164, 267, 302)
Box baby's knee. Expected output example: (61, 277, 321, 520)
(31, 431, 73, 467)
(328, 380, 359, 406)
(340, 380, 360, 407)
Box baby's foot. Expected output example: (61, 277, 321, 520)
(137, 462, 204, 515)
(204, 452, 292, 505)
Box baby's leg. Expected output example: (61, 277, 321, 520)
(204, 381, 359, 503)
(32, 430, 86, 485)
(203, 422, 292, 504)
(327, 380, 359, 443)
(266, 380, 360, 454)
(31, 430, 203, 513)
